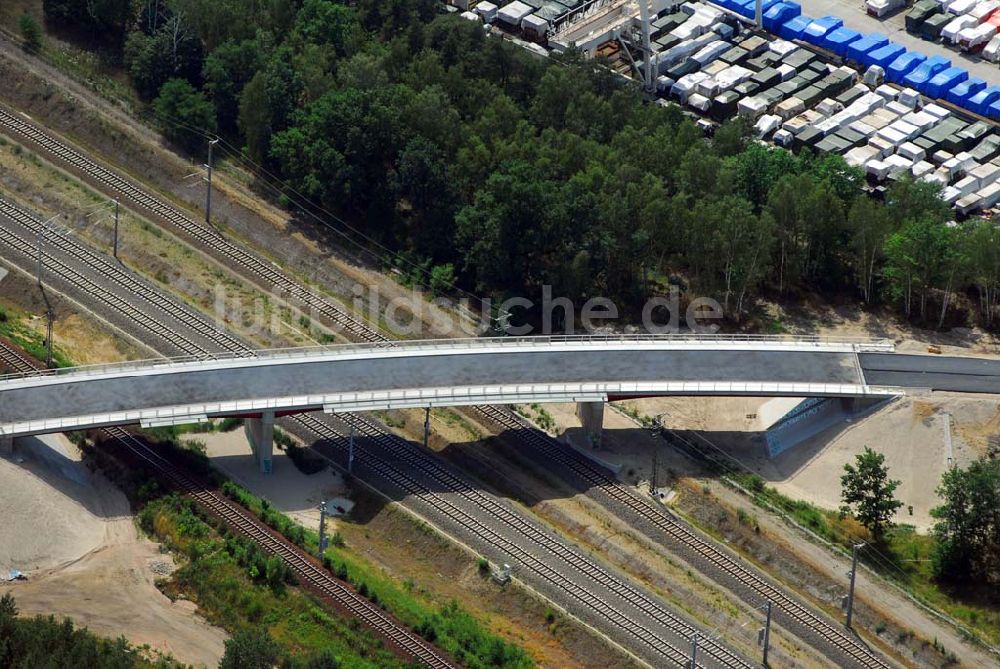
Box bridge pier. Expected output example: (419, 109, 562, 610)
(0, 434, 12, 457)
(576, 401, 605, 449)
(245, 411, 275, 474)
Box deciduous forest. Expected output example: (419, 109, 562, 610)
(40, 0, 1000, 328)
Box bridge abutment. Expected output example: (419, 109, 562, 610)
(245, 412, 275, 474)
(576, 401, 605, 449)
(0, 434, 12, 457)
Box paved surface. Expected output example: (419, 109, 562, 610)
(0, 344, 869, 433)
(795, 0, 1000, 85)
(860, 352, 1000, 392)
(3, 339, 999, 438)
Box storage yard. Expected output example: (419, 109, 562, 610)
(456, 0, 1000, 216)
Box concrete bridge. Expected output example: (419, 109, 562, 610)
(1, 335, 998, 471)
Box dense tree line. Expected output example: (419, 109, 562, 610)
(42, 0, 1000, 328)
(0, 593, 176, 668)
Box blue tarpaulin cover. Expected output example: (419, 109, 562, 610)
(762, 2, 801, 30)
(969, 86, 1000, 115)
(846, 33, 888, 62)
(778, 14, 812, 39)
(886, 51, 926, 83)
(866, 42, 906, 69)
(802, 15, 843, 44)
(823, 27, 862, 55)
(946, 77, 987, 106)
(902, 55, 950, 91)
(923, 67, 968, 99)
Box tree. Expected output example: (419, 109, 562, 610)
(847, 196, 896, 304)
(840, 447, 903, 541)
(962, 218, 1000, 327)
(931, 457, 1000, 585)
(124, 19, 204, 100)
(0, 593, 17, 618)
(219, 628, 280, 669)
(18, 14, 42, 54)
(153, 79, 217, 152)
(883, 217, 955, 321)
(202, 38, 265, 133)
(43, 0, 131, 37)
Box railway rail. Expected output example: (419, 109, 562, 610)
(294, 411, 754, 669)
(0, 203, 754, 667)
(0, 106, 385, 344)
(473, 405, 895, 669)
(0, 198, 249, 357)
(0, 339, 38, 374)
(0, 108, 896, 667)
(102, 426, 456, 669)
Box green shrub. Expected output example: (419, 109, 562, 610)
(18, 14, 42, 54)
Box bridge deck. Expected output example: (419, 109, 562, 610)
(0, 338, 995, 439)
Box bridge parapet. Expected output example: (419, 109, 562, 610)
(0, 334, 895, 383)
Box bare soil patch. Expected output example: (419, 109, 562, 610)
(0, 434, 227, 668)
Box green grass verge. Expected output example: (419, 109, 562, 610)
(87, 430, 533, 669)
(140, 494, 414, 668)
(0, 305, 73, 369)
(220, 480, 534, 669)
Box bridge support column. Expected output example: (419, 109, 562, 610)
(0, 434, 12, 457)
(576, 401, 605, 449)
(245, 412, 275, 474)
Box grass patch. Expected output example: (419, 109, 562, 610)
(0, 305, 73, 369)
(220, 479, 533, 669)
(139, 494, 410, 668)
(87, 428, 531, 669)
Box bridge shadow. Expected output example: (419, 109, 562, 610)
(2, 434, 123, 520)
(275, 408, 872, 528)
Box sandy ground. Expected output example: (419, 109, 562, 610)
(0, 434, 227, 667)
(197, 429, 352, 532)
(605, 395, 999, 532)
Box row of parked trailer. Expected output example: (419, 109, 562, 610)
(904, 0, 1000, 58)
(458, 0, 1000, 213)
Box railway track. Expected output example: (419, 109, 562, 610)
(0, 204, 753, 667)
(0, 339, 38, 374)
(0, 110, 895, 667)
(0, 106, 385, 344)
(0, 209, 459, 668)
(295, 412, 753, 669)
(473, 405, 895, 669)
(102, 426, 455, 669)
(0, 199, 246, 357)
